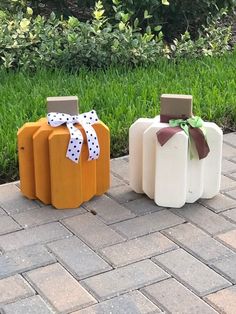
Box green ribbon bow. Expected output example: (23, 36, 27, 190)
(169, 116, 206, 159)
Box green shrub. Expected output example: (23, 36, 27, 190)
(0, 0, 95, 20)
(160, 0, 236, 40)
(170, 11, 232, 58)
(81, 0, 236, 40)
(0, 1, 232, 71)
(1, 0, 235, 40)
(0, 1, 165, 70)
(0, 0, 26, 13)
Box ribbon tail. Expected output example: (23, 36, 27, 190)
(189, 127, 210, 160)
(81, 123, 100, 161)
(66, 123, 84, 163)
(188, 135, 194, 160)
(157, 126, 182, 146)
(77, 111, 100, 161)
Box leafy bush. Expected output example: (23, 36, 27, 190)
(97, 0, 236, 40)
(170, 11, 232, 58)
(0, 1, 165, 70)
(0, 1, 232, 71)
(0, 0, 95, 20)
(160, 0, 236, 40)
(0, 0, 26, 14)
(1, 0, 235, 40)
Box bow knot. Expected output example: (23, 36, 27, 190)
(47, 110, 100, 163)
(169, 116, 204, 136)
(157, 116, 210, 160)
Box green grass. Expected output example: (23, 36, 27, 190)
(1, 51, 236, 183)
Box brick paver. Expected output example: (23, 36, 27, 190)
(221, 207, 236, 223)
(0, 222, 72, 251)
(100, 231, 178, 267)
(47, 236, 111, 280)
(153, 248, 231, 296)
(24, 263, 96, 313)
(110, 157, 129, 183)
(73, 291, 161, 314)
(12, 205, 86, 228)
(222, 159, 236, 174)
(1, 295, 53, 314)
(142, 278, 217, 314)
(110, 174, 125, 188)
(198, 193, 236, 213)
(223, 133, 236, 147)
(220, 175, 236, 191)
(222, 143, 236, 158)
(0, 215, 21, 235)
(0, 245, 55, 279)
(0, 184, 39, 214)
(112, 210, 185, 239)
(225, 188, 236, 200)
(62, 213, 124, 249)
(83, 195, 135, 224)
(229, 171, 236, 180)
(211, 255, 236, 284)
(0, 132, 236, 313)
(172, 203, 235, 235)
(204, 285, 236, 314)
(124, 197, 164, 216)
(216, 229, 236, 251)
(107, 184, 143, 204)
(81, 259, 170, 301)
(0, 275, 35, 306)
(163, 223, 234, 263)
(0, 207, 6, 215)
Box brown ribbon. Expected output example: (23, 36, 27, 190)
(157, 115, 210, 160)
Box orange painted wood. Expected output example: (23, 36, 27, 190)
(17, 120, 44, 199)
(93, 122, 110, 195)
(48, 128, 82, 209)
(18, 118, 110, 209)
(33, 122, 53, 205)
(79, 132, 97, 202)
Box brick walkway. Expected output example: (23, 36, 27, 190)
(0, 132, 236, 314)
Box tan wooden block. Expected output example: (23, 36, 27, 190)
(47, 96, 78, 115)
(160, 94, 193, 119)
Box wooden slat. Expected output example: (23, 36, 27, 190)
(33, 123, 53, 205)
(93, 122, 110, 195)
(17, 119, 45, 199)
(49, 127, 84, 209)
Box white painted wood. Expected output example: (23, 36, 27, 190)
(130, 117, 222, 207)
(129, 118, 156, 193)
(201, 122, 223, 198)
(154, 128, 188, 208)
(142, 119, 163, 199)
(186, 149, 204, 203)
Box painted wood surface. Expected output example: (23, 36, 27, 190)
(18, 119, 110, 209)
(129, 119, 222, 208)
(17, 118, 46, 199)
(33, 121, 53, 205)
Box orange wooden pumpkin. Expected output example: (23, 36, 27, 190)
(17, 96, 110, 209)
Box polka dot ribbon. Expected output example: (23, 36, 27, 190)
(47, 110, 100, 163)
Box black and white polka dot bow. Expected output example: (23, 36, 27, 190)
(47, 110, 100, 163)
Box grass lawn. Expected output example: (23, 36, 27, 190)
(0, 51, 236, 183)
